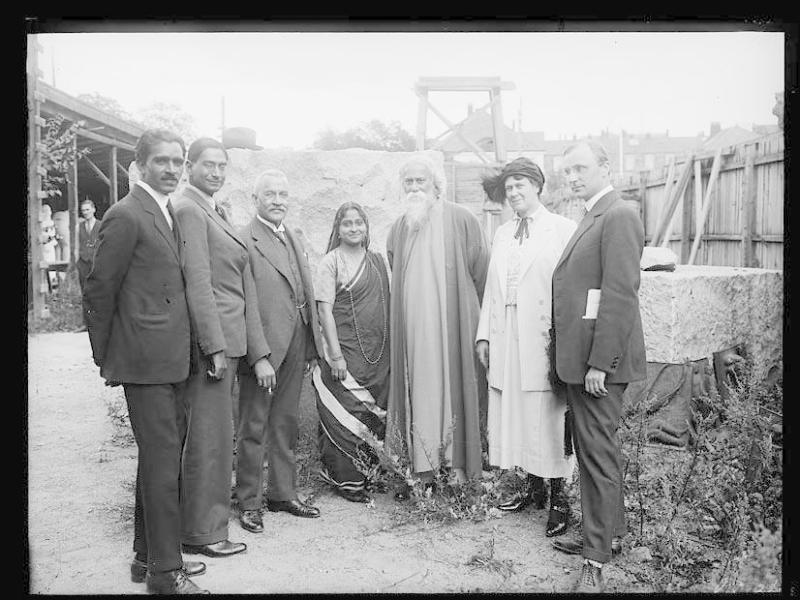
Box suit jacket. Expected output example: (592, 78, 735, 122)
(477, 207, 577, 391)
(78, 218, 102, 263)
(173, 187, 269, 363)
(552, 190, 646, 384)
(241, 217, 323, 370)
(84, 184, 191, 384)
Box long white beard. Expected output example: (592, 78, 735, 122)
(404, 191, 435, 227)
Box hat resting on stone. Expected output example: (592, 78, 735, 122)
(223, 127, 263, 150)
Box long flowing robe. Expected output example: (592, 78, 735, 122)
(386, 201, 490, 479)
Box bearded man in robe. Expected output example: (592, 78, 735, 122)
(386, 156, 490, 495)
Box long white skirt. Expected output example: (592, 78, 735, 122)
(487, 305, 575, 479)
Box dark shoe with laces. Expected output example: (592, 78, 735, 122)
(266, 497, 321, 518)
(337, 488, 371, 503)
(131, 557, 206, 583)
(239, 509, 264, 533)
(574, 561, 605, 593)
(497, 490, 534, 512)
(146, 568, 210, 594)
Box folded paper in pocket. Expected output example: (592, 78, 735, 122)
(582, 288, 601, 319)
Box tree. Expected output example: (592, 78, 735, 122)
(134, 102, 198, 143)
(313, 119, 416, 151)
(40, 114, 91, 198)
(76, 92, 134, 121)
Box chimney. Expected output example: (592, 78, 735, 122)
(710, 121, 721, 137)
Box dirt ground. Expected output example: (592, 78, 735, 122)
(27, 332, 648, 594)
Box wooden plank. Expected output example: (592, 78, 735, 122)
(415, 90, 427, 151)
(84, 156, 110, 186)
(638, 171, 647, 226)
(36, 190, 49, 199)
(69, 137, 80, 264)
(37, 165, 47, 177)
(680, 170, 693, 262)
(489, 88, 506, 163)
(651, 155, 694, 248)
(741, 144, 757, 267)
(27, 65, 46, 321)
(417, 91, 489, 164)
(693, 159, 703, 241)
(416, 76, 515, 91)
(109, 146, 119, 205)
(34, 115, 46, 127)
(116, 161, 129, 179)
(688, 149, 723, 265)
(76, 127, 136, 151)
(656, 156, 677, 247)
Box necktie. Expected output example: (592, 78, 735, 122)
(215, 204, 229, 223)
(165, 199, 175, 231)
(275, 229, 287, 245)
(513, 216, 530, 245)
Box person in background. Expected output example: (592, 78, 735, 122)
(311, 201, 390, 503)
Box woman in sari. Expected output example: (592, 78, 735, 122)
(311, 202, 390, 503)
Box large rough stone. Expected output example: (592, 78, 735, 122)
(130, 149, 446, 267)
(639, 265, 782, 377)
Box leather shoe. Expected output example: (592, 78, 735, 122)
(239, 509, 264, 533)
(131, 558, 206, 583)
(337, 488, 371, 503)
(146, 569, 210, 594)
(545, 505, 570, 537)
(574, 561, 605, 593)
(266, 497, 320, 518)
(182, 539, 247, 558)
(552, 536, 622, 556)
(497, 491, 533, 512)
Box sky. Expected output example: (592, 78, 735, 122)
(34, 29, 785, 150)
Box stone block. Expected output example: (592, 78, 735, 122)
(639, 265, 782, 376)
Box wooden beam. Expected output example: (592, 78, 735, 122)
(680, 171, 693, 262)
(653, 157, 676, 247)
(416, 91, 489, 164)
(416, 76, 515, 91)
(109, 146, 119, 205)
(84, 156, 110, 186)
(489, 88, 507, 163)
(69, 137, 80, 265)
(688, 149, 723, 265)
(651, 155, 694, 248)
(76, 127, 136, 152)
(638, 171, 648, 226)
(741, 144, 757, 267)
(415, 89, 427, 151)
(27, 70, 46, 321)
(693, 159, 703, 242)
(116, 161, 129, 178)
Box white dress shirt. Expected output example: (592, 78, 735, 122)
(584, 184, 614, 213)
(256, 214, 286, 235)
(137, 180, 173, 230)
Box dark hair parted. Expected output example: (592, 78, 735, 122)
(134, 129, 186, 166)
(326, 201, 371, 253)
(80, 198, 96, 208)
(187, 137, 228, 162)
(481, 156, 546, 204)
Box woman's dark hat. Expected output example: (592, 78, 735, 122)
(222, 127, 263, 150)
(481, 156, 545, 204)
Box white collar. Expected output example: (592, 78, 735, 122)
(514, 203, 546, 223)
(137, 181, 170, 209)
(585, 184, 614, 212)
(187, 184, 215, 210)
(256, 214, 285, 233)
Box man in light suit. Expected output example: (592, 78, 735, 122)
(551, 141, 646, 592)
(235, 169, 324, 526)
(84, 129, 209, 594)
(173, 138, 273, 556)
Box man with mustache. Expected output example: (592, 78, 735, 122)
(173, 138, 272, 557)
(84, 129, 210, 594)
(551, 141, 646, 592)
(385, 156, 490, 496)
(235, 169, 325, 526)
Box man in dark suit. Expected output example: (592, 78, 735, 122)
(77, 198, 101, 292)
(84, 129, 209, 595)
(174, 138, 272, 553)
(235, 169, 324, 527)
(551, 141, 646, 593)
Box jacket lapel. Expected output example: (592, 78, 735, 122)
(133, 184, 180, 262)
(554, 190, 617, 271)
(250, 218, 293, 285)
(184, 187, 246, 249)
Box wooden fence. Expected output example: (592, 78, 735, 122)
(448, 131, 783, 270)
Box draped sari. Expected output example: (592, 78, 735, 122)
(311, 250, 390, 493)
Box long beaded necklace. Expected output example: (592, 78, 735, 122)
(338, 248, 388, 365)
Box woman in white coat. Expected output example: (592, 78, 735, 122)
(476, 157, 577, 537)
